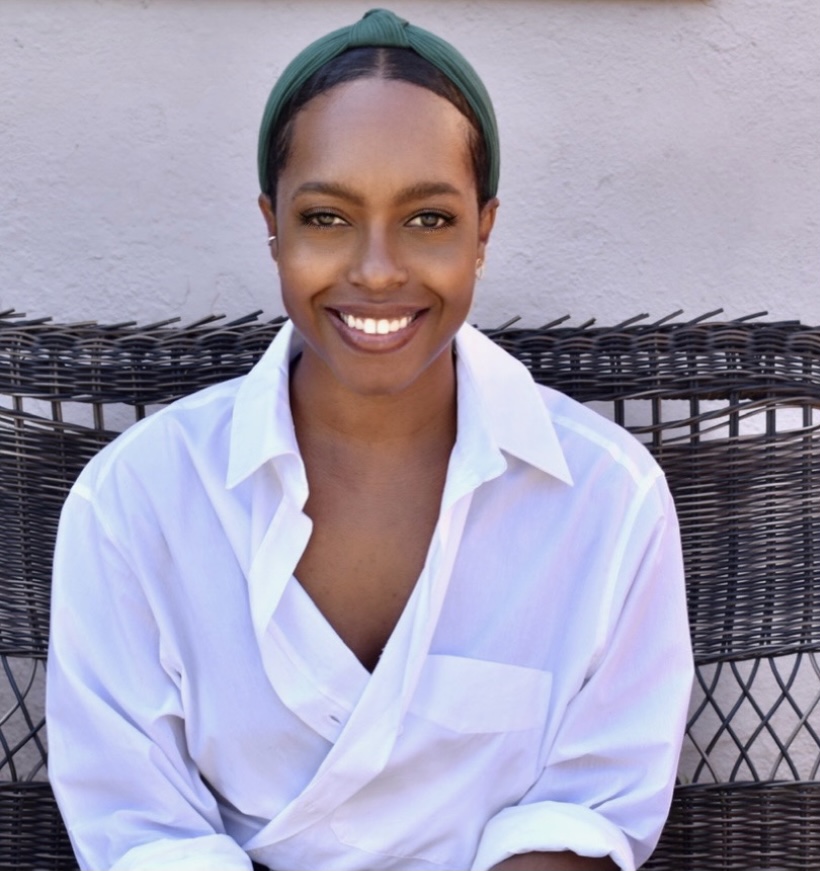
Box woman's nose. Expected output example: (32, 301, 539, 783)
(347, 229, 408, 293)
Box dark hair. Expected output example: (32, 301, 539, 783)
(264, 46, 491, 207)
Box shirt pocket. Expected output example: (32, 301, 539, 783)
(408, 654, 551, 734)
(330, 656, 553, 868)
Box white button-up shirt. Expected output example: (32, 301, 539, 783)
(47, 321, 693, 871)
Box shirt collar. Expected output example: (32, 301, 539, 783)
(454, 323, 573, 486)
(227, 319, 573, 490)
(227, 319, 303, 491)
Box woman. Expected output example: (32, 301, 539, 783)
(47, 9, 692, 871)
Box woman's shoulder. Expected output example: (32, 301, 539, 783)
(535, 382, 665, 490)
(73, 375, 246, 497)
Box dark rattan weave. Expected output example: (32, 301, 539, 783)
(0, 783, 75, 871)
(2, 310, 819, 870)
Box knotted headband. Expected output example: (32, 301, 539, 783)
(257, 8, 499, 198)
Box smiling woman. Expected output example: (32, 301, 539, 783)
(46, 9, 692, 871)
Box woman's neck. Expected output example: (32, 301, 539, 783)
(289, 347, 458, 463)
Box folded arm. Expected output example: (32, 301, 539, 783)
(493, 853, 617, 870)
(474, 483, 693, 871)
(47, 489, 253, 871)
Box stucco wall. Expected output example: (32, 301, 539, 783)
(2, 0, 818, 328)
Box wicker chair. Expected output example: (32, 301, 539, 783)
(2, 309, 819, 870)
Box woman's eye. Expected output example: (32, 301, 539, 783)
(303, 212, 346, 228)
(408, 212, 454, 230)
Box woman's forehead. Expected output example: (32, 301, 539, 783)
(280, 78, 476, 200)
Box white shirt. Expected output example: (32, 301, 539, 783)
(47, 321, 693, 871)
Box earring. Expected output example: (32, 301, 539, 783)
(475, 259, 485, 280)
(267, 235, 277, 246)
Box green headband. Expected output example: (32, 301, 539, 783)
(257, 8, 499, 198)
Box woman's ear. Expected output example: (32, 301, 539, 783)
(477, 196, 499, 263)
(258, 193, 279, 260)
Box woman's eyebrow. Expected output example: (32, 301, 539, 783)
(394, 182, 461, 205)
(292, 181, 364, 204)
(291, 181, 462, 205)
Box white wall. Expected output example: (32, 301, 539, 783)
(1, 0, 818, 328)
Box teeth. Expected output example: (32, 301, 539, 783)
(340, 313, 413, 335)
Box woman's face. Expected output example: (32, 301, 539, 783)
(260, 77, 498, 400)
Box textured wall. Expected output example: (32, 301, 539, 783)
(1, 0, 818, 327)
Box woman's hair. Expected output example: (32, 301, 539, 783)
(263, 46, 492, 208)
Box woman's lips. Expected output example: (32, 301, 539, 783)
(329, 307, 425, 349)
(336, 311, 416, 335)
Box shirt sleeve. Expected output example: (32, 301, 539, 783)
(46, 487, 253, 871)
(471, 479, 693, 871)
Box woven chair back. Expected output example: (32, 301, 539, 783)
(2, 311, 819, 870)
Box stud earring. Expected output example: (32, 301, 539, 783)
(267, 235, 277, 246)
(475, 259, 485, 280)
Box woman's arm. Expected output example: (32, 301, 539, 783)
(47, 488, 253, 871)
(472, 481, 692, 871)
(492, 852, 618, 870)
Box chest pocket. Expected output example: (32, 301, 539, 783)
(408, 653, 551, 733)
(330, 655, 553, 868)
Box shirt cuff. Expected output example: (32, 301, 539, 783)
(470, 802, 635, 871)
(111, 834, 253, 871)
